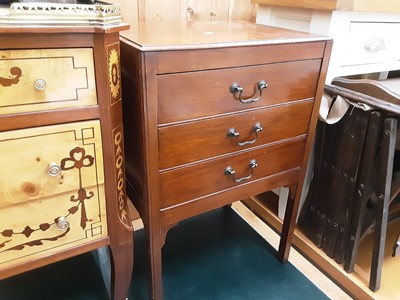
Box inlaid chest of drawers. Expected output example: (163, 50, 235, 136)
(0, 23, 133, 300)
(120, 20, 332, 299)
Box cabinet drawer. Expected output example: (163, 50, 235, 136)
(156, 42, 326, 73)
(157, 59, 321, 124)
(0, 120, 107, 269)
(342, 22, 400, 67)
(159, 100, 313, 170)
(0, 49, 97, 115)
(159, 137, 306, 209)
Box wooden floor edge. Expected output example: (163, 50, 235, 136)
(240, 197, 390, 300)
(127, 195, 394, 299)
(231, 201, 353, 300)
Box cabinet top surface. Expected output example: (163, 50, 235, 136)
(120, 20, 330, 51)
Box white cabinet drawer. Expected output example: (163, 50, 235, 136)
(342, 22, 400, 67)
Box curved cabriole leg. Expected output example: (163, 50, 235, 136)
(100, 36, 134, 300)
(109, 231, 134, 300)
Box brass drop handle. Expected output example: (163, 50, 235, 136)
(34, 79, 46, 90)
(57, 217, 70, 231)
(224, 159, 258, 183)
(229, 80, 268, 104)
(47, 162, 62, 177)
(227, 122, 263, 146)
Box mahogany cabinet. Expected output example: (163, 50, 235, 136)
(0, 24, 133, 300)
(120, 20, 332, 299)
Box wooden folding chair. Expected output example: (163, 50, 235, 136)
(325, 77, 400, 292)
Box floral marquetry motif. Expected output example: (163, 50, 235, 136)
(61, 146, 96, 230)
(0, 145, 97, 252)
(114, 128, 133, 230)
(3, 229, 70, 252)
(0, 67, 22, 87)
(108, 44, 121, 102)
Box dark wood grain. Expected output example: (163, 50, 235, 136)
(156, 42, 326, 73)
(159, 100, 313, 169)
(161, 168, 301, 227)
(0, 33, 94, 49)
(160, 137, 306, 209)
(278, 40, 333, 262)
(157, 59, 321, 124)
(0, 107, 99, 132)
(121, 21, 332, 300)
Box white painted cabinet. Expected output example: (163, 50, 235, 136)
(256, 6, 400, 82)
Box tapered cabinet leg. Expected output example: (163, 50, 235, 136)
(146, 225, 164, 300)
(278, 183, 298, 262)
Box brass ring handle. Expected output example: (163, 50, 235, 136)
(47, 162, 62, 177)
(34, 79, 46, 90)
(227, 122, 263, 146)
(224, 159, 258, 183)
(229, 80, 268, 104)
(57, 217, 70, 231)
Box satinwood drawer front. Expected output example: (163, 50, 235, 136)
(0, 120, 107, 269)
(159, 137, 306, 209)
(159, 100, 313, 170)
(157, 59, 321, 124)
(0, 49, 97, 115)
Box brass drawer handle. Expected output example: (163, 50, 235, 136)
(227, 122, 263, 146)
(57, 217, 70, 231)
(224, 159, 258, 183)
(47, 162, 62, 176)
(229, 80, 268, 104)
(34, 79, 46, 90)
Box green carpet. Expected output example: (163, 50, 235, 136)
(129, 208, 328, 300)
(0, 208, 329, 300)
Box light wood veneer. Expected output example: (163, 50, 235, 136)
(0, 24, 133, 300)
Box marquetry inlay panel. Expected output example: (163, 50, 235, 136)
(0, 120, 107, 269)
(0, 48, 97, 115)
(108, 43, 122, 104)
